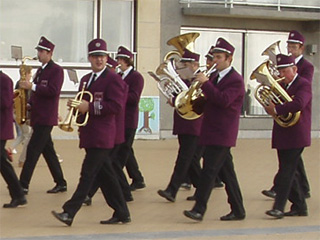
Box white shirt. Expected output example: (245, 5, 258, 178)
(217, 66, 232, 84)
(121, 66, 133, 79)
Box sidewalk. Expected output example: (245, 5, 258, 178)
(1, 138, 319, 240)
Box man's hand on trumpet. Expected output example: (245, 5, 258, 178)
(67, 99, 89, 114)
(194, 72, 209, 84)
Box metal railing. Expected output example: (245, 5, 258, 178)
(180, 0, 320, 11)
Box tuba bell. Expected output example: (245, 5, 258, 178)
(13, 56, 35, 125)
(59, 82, 93, 132)
(250, 60, 300, 128)
(164, 32, 200, 61)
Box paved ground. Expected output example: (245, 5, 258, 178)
(1, 138, 319, 240)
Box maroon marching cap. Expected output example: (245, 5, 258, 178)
(35, 36, 55, 52)
(287, 30, 305, 45)
(106, 56, 118, 69)
(213, 38, 235, 55)
(88, 38, 108, 56)
(276, 53, 295, 69)
(116, 46, 133, 59)
(205, 45, 215, 59)
(180, 48, 200, 62)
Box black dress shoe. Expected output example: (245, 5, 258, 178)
(47, 185, 67, 194)
(100, 216, 131, 224)
(157, 190, 175, 202)
(130, 181, 146, 191)
(125, 195, 134, 202)
(22, 188, 29, 195)
(3, 198, 27, 208)
(265, 209, 284, 219)
(304, 192, 311, 199)
(186, 195, 196, 201)
(83, 196, 92, 206)
(261, 189, 276, 199)
(284, 209, 308, 216)
(213, 181, 224, 188)
(51, 211, 73, 226)
(180, 183, 191, 190)
(183, 210, 203, 221)
(220, 212, 245, 221)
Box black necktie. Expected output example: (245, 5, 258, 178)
(213, 74, 219, 86)
(87, 73, 97, 89)
(34, 68, 42, 84)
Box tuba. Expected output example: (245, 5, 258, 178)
(148, 32, 200, 101)
(59, 82, 93, 132)
(250, 41, 300, 127)
(174, 64, 217, 120)
(13, 56, 34, 125)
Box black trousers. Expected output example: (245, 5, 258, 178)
(166, 134, 199, 198)
(88, 144, 132, 200)
(193, 145, 245, 216)
(271, 156, 310, 195)
(19, 125, 66, 189)
(118, 128, 144, 183)
(63, 148, 129, 219)
(1, 140, 24, 200)
(273, 148, 307, 212)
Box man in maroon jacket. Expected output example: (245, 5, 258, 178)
(262, 30, 314, 200)
(52, 38, 130, 226)
(19, 36, 67, 195)
(183, 38, 246, 222)
(0, 71, 27, 208)
(115, 46, 146, 191)
(265, 54, 311, 219)
(158, 49, 203, 202)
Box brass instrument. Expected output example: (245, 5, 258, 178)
(59, 82, 93, 132)
(174, 64, 217, 120)
(148, 33, 200, 100)
(250, 42, 300, 127)
(164, 32, 200, 61)
(13, 56, 34, 125)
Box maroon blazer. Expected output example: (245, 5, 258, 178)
(172, 78, 203, 136)
(273, 76, 312, 149)
(123, 69, 144, 129)
(78, 68, 125, 149)
(296, 57, 314, 83)
(199, 68, 245, 147)
(30, 60, 63, 126)
(0, 71, 14, 140)
(115, 82, 128, 145)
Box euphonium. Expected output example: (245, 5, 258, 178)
(164, 32, 200, 61)
(250, 61, 300, 127)
(174, 64, 217, 120)
(13, 56, 34, 125)
(148, 58, 188, 100)
(59, 82, 93, 132)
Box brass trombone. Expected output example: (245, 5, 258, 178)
(59, 82, 93, 132)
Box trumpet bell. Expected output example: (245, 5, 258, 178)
(58, 123, 74, 132)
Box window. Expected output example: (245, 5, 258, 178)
(181, 27, 288, 116)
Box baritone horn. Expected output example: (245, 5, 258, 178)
(174, 63, 217, 120)
(59, 82, 93, 132)
(250, 42, 300, 127)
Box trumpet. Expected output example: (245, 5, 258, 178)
(59, 82, 93, 132)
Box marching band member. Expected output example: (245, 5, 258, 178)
(183, 38, 246, 222)
(264, 54, 311, 219)
(52, 38, 130, 226)
(1, 71, 27, 208)
(262, 30, 313, 200)
(158, 49, 203, 202)
(115, 46, 146, 191)
(19, 36, 67, 195)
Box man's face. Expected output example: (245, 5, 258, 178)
(278, 66, 297, 84)
(88, 54, 107, 72)
(37, 49, 51, 64)
(117, 57, 129, 72)
(206, 57, 215, 70)
(287, 43, 303, 58)
(213, 52, 232, 71)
